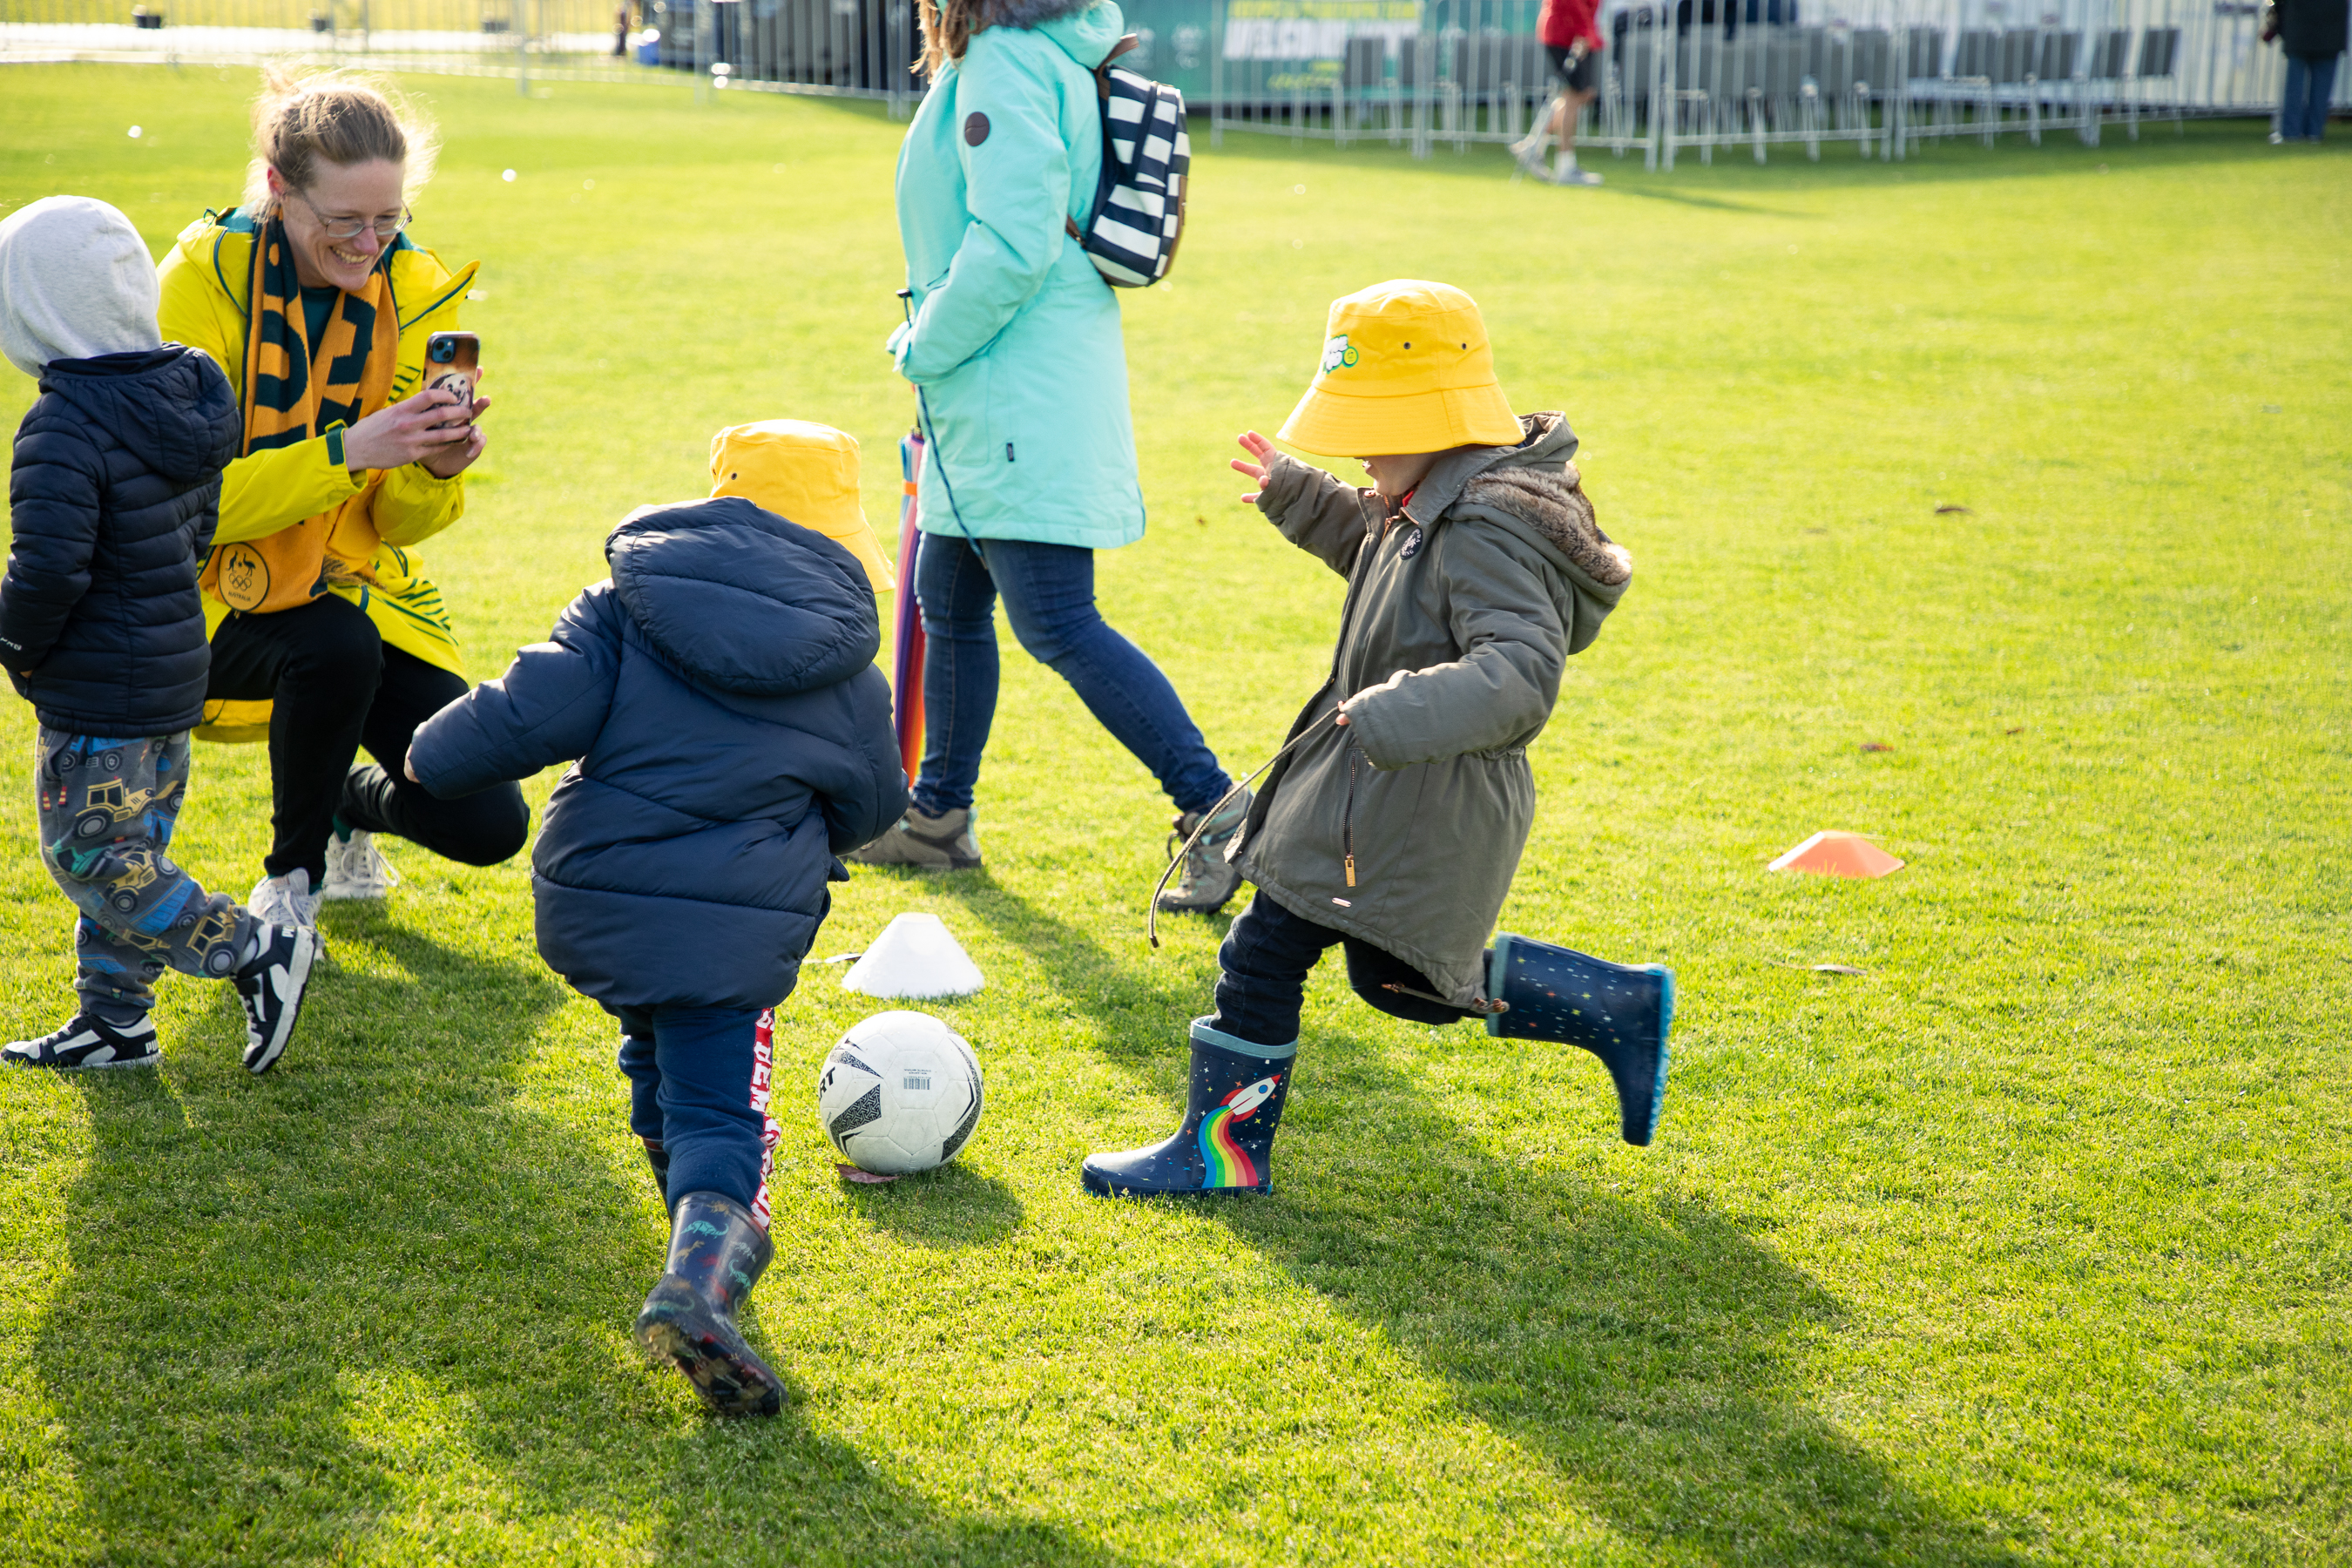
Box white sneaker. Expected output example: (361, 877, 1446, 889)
(248, 867, 324, 938)
(1554, 164, 1605, 186)
(321, 828, 401, 901)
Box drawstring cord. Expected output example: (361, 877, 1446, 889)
(1149, 708, 1340, 949)
(896, 288, 985, 567)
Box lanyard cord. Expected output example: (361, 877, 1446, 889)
(896, 289, 986, 564)
(1148, 707, 1340, 950)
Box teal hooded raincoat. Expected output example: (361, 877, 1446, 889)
(889, 0, 1144, 550)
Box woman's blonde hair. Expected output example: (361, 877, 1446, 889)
(243, 66, 439, 210)
(916, 0, 990, 81)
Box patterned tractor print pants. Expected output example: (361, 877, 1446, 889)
(36, 729, 253, 1021)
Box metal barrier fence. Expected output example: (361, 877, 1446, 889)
(1207, 0, 2347, 165)
(5, 0, 2339, 159)
(0, 0, 923, 111)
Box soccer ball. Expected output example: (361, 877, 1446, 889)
(816, 1010, 984, 1176)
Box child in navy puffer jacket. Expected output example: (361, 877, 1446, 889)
(0, 195, 318, 1078)
(409, 490, 907, 1417)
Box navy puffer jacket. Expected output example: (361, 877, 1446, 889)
(0, 347, 240, 734)
(409, 497, 909, 1012)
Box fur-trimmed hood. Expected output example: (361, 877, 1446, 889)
(1463, 464, 1631, 587)
(1410, 409, 1632, 591)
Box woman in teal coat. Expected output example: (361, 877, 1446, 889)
(853, 0, 1244, 912)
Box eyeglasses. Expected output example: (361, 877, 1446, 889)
(285, 186, 411, 242)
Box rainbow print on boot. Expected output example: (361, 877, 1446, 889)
(1080, 1021, 1296, 1198)
(1198, 1075, 1282, 1188)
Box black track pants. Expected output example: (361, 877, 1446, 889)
(206, 594, 529, 882)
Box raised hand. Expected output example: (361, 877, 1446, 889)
(1230, 429, 1276, 504)
(342, 387, 490, 478)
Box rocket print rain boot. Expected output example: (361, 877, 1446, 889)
(632, 1191, 784, 1416)
(1082, 1019, 1294, 1197)
(1486, 933, 1676, 1146)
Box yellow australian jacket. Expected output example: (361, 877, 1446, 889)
(158, 207, 479, 741)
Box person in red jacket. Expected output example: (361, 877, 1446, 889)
(1513, 0, 1607, 186)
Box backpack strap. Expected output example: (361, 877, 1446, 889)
(1069, 34, 1145, 236)
(1094, 32, 1139, 98)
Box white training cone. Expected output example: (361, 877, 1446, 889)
(841, 913, 985, 999)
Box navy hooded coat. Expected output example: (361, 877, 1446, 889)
(0, 346, 242, 734)
(409, 497, 909, 1012)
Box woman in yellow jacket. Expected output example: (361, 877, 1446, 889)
(159, 71, 526, 929)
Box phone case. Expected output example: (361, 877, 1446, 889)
(425, 332, 479, 409)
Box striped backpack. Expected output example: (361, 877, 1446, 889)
(1064, 35, 1190, 288)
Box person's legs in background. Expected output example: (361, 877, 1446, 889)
(848, 532, 996, 868)
(989, 538, 1248, 910)
(2307, 56, 2340, 141)
(911, 533, 1003, 818)
(206, 594, 383, 925)
(989, 539, 1233, 817)
(1548, 81, 1602, 184)
(335, 644, 531, 888)
(2282, 55, 2315, 140)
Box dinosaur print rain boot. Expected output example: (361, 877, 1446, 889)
(632, 1191, 783, 1416)
(1082, 1019, 1294, 1197)
(1485, 933, 1676, 1146)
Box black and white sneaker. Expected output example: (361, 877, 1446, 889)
(3, 1012, 162, 1071)
(233, 923, 318, 1075)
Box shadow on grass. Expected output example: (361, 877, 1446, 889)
(33, 918, 1117, 1566)
(941, 879, 2032, 1565)
(841, 1159, 1027, 1250)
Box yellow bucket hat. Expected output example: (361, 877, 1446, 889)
(1276, 280, 1525, 457)
(709, 419, 896, 592)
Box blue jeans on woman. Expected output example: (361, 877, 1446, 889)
(913, 533, 1231, 818)
(2281, 54, 2339, 141)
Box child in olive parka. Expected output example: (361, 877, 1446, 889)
(1083, 280, 1638, 1199)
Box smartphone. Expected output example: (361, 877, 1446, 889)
(424, 331, 479, 409)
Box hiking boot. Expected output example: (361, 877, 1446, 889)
(233, 923, 318, 1076)
(1083, 1018, 1294, 1197)
(321, 823, 401, 901)
(248, 866, 324, 943)
(634, 1191, 784, 1416)
(1156, 786, 1252, 916)
(3, 1012, 160, 1071)
(845, 804, 981, 870)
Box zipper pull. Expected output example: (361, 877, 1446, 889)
(1345, 855, 1356, 888)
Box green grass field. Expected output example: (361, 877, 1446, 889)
(3, 63, 2349, 1566)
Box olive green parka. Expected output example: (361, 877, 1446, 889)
(1230, 413, 1632, 1010)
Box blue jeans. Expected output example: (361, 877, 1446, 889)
(2281, 54, 2339, 141)
(1208, 894, 1470, 1048)
(613, 1004, 775, 1224)
(913, 534, 1231, 817)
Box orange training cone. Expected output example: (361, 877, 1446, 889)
(1768, 831, 1904, 879)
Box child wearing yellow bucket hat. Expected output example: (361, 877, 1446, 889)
(707, 419, 896, 594)
(1085, 280, 1673, 1199)
(402, 429, 909, 1415)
